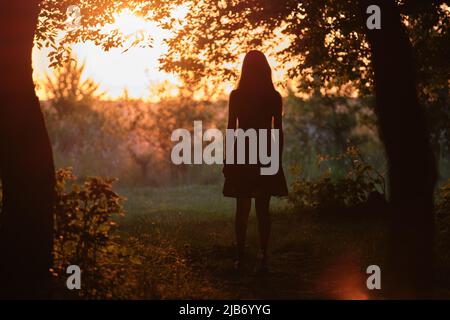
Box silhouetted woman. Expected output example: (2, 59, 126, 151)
(223, 50, 288, 272)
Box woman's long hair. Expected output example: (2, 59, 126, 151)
(237, 50, 275, 93)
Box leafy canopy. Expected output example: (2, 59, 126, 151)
(37, 0, 448, 97)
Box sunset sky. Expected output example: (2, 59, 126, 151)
(32, 9, 288, 101)
(33, 11, 180, 100)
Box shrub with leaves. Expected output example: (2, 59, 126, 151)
(1, 169, 224, 299)
(52, 168, 126, 298)
(289, 146, 386, 212)
(436, 179, 450, 216)
(436, 179, 450, 264)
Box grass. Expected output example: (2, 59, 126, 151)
(114, 184, 401, 299)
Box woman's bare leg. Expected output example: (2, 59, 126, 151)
(255, 195, 271, 266)
(235, 197, 251, 263)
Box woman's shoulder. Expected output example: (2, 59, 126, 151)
(229, 89, 241, 103)
(230, 89, 241, 98)
(273, 90, 282, 101)
(268, 90, 282, 106)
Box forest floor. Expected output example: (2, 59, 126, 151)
(116, 185, 450, 300)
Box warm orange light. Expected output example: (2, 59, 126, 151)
(316, 252, 369, 300)
(33, 6, 295, 101)
(33, 9, 184, 100)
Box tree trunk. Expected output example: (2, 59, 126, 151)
(0, 1, 56, 299)
(360, 0, 437, 298)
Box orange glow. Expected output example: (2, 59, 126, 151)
(33, 7, 293, 101)
(316, 252, 369, 300)
(33, 9, 185, 100)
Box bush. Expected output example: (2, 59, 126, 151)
(289, 146, 386, 213)
(52, 168, 128, 298)
(436, 179, 450, 216)
(0, 169, 223, 299)
(436, 179, 450, 264)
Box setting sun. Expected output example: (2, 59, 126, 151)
(33, 5, 291, 101)
(33, 9, 184, 100)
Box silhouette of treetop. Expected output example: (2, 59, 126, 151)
(37, 0, 448, 96)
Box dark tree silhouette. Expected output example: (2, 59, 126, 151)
(360, 0, 437, 298)
(0, 1, 55, 299)
(0, 0, 176, 297)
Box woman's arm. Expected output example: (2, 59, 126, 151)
(273, 93, 284, 155)
(223, 91, 237, 175)
(227, 91, 238, 130)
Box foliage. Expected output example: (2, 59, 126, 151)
(144, 87, 217, 183)
(283, 90, 376, 161)
(42, 54, 104, 118)
(436, 179, 450, 264)
(102, 84, 222, 186)
(436, 179, 450, 218)
(289, 146, 385, 212)
(41, 54, 116, 168)
(40, 51, 228, 186)
(36, 1, 449, 179)
(426, 89, 450, 166)
(52, 168, 125, 298)
(36, 0, 181, 67)
(36, 1, 449, 184)
(2, 173, 450, 298)
(50, 168, 222, 299)
(36, 1, 448, 98)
